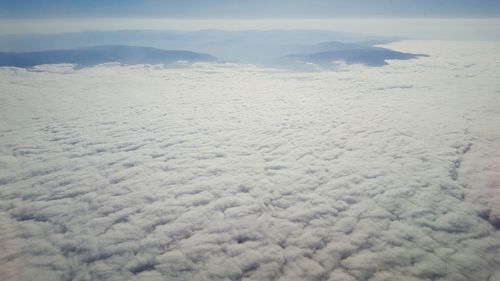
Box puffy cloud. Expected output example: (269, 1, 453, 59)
(1, 40, 500, 281)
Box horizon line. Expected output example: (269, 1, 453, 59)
(1, 18, 499, 40)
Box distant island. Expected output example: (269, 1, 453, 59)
(0, 45, 217, 68)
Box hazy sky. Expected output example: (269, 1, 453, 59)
(1, 0, 500, 19)
(1, 1, 500, 39)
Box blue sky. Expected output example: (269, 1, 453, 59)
(1, 0, 500, 19)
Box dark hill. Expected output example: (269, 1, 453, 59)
(283, 46, 426, 67)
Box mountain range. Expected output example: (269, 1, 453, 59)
(0, 30, 426, 68)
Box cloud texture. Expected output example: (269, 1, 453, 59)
(0, 40, 500, 281)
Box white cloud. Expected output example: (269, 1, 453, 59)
(1, 40, 500, 281)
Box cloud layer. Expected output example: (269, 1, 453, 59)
(1, 40, 500, 281)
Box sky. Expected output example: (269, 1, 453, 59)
(1, 0, 500, 39)
(1, 0, 500, 19)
